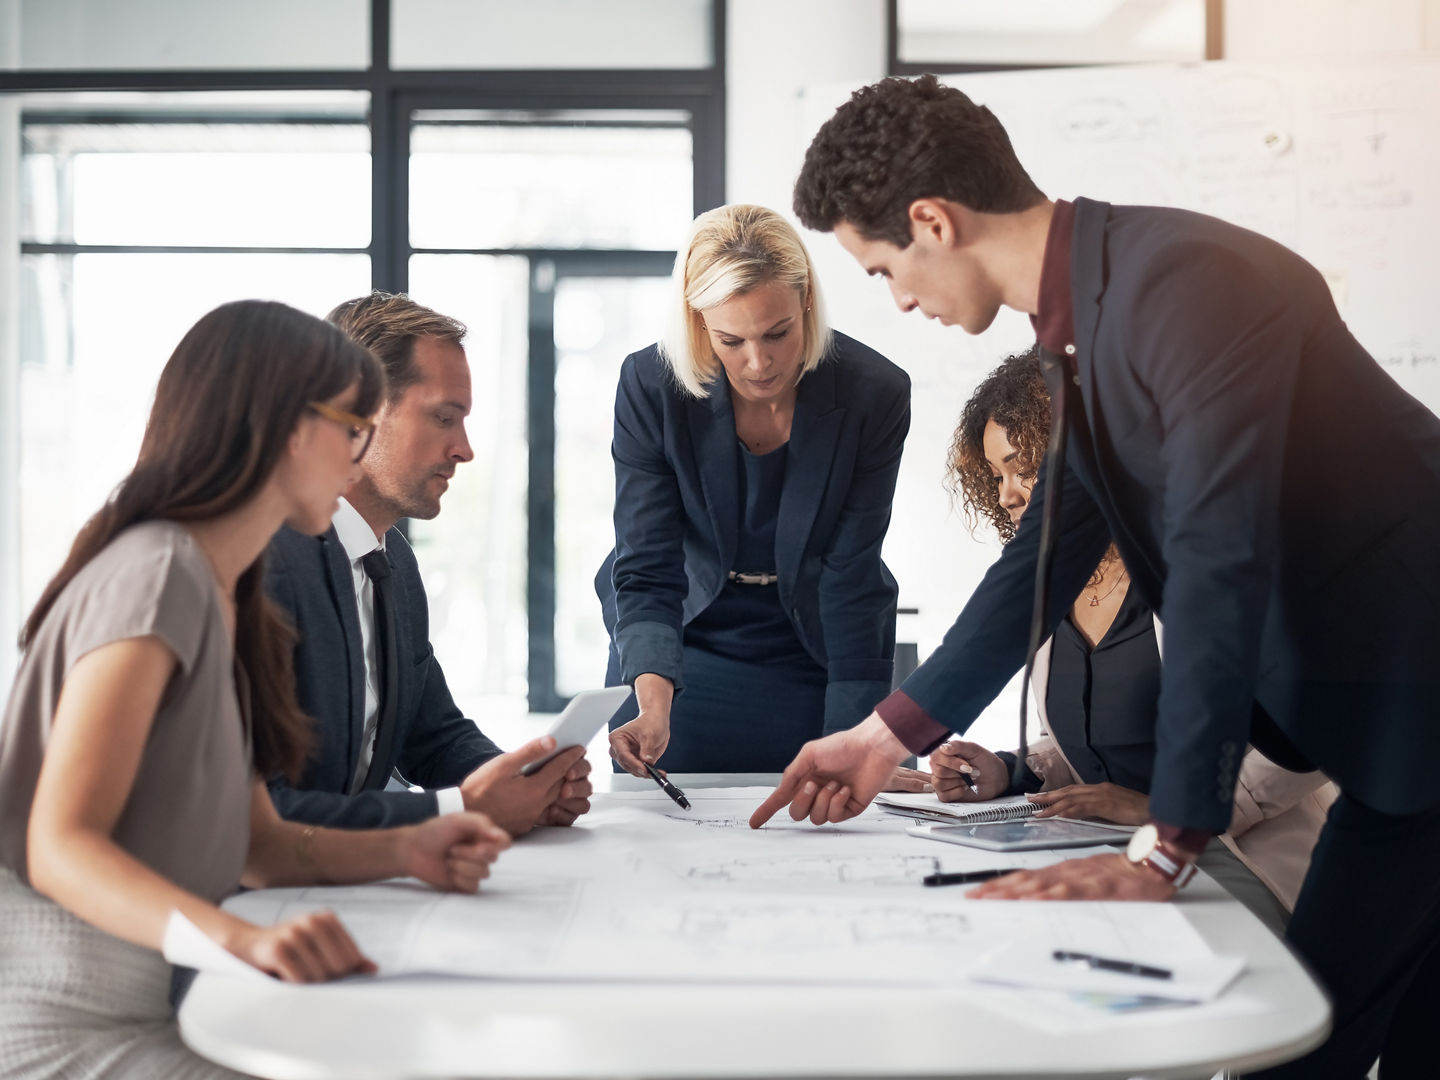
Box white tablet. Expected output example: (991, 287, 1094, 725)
(906, 819, 1133, 852)
(518, 686, 633, 776)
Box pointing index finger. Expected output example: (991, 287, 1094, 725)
(749, 770, 804, 829)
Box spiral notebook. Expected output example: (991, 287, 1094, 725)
(874, 793, 1046, 824)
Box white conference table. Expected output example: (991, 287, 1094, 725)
(180, 779, 1330, 1080)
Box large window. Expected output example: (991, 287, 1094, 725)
(1, 2, 726, 717)
(7, 0, 369, 71)
(391, 0, 713, 70)
(17, 98, 373, 630)
(404, 109, 691, 711)
(551, 274, 673, 698)
(409, 116, 693, 250)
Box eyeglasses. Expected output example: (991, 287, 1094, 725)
(308, 401, 377, 463)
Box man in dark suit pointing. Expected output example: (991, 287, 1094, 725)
(752, 75, 1440, 1078)
(266, 291, 592, 834)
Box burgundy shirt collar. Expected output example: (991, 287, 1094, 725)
(1030, 199, 1076, 356)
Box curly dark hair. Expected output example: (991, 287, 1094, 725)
(947, 347, 1050, 543)
(793, 74, 1045, 248)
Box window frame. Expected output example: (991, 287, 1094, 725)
(2, 0, 728, 711)
(884, 0, 1223, 75)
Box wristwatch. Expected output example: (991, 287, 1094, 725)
(1126, 823, 1198, 888)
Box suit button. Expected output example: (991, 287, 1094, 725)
(1217, 763, 1235, 799)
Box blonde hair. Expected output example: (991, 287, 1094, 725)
(658, 204, 831, 397)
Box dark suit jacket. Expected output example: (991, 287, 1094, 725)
(902, 197, 1440, 832)
(596, 331, 910, 735)
(265, 524, 502, 828)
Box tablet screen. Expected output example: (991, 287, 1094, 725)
(914, 819, 1132, 851)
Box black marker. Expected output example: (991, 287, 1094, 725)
(1052, 950, 1172, 980)
(643, 761, 690, 810)
(921, 869, 1014, 887)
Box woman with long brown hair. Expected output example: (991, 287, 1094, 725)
(932, 347, 1335, 931)
(0, 300, 511, 1078)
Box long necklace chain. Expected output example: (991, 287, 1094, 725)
(1086, 567, 1129, 607)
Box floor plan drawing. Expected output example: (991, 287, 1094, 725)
(684, 853, 942, 886)
(608, 898, 975, 952)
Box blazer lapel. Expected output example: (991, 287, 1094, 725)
(1069, 197, 1111, 492)
(776, 362, 844, 598)
(687, 384, 740, 576)
(1070, 198, 1164, 593)
(319, 528, 367, 776)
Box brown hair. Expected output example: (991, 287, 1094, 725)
(22, 300, 384, 780)
(947, 346, 1050, 544)
(794, 74, 1045, 248)
(326, 291, 467, 403)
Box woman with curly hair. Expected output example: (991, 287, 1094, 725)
(933, 346, 1336, 930)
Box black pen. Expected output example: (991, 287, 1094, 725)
(1052, 950, 1172, 980)
(921, 869, 1014, 887)
(643, 761, 690, 810)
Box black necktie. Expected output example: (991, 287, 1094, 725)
(357, 549, 399, 793)
(1014, 347, 1072, 791)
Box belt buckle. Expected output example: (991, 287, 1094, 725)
(728, 570, 777, 585)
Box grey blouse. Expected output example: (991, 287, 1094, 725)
(0, 521, 253, 903)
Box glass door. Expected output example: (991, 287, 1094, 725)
(403, 106, 694, 714)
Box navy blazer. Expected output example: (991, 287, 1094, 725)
(901, 198, 1440, 833)
(596, 331, 910, 735)
(265, 524, 502, 828)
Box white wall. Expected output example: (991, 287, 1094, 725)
(725, 0, 886, 210)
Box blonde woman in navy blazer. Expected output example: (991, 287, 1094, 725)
(596, 204, 921, 780)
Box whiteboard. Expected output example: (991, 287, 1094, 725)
(796, 60, 1440, 748)
(804, 58, 1440, 406)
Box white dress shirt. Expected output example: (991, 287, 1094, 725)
(330, 498, 464, 814)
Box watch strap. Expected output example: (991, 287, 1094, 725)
(1136, 841, 1198, 888)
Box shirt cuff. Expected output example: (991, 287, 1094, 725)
(1155, 822, 1213, 858)
(434, 787, 465, 816)
(994, 751, 1043, 796)
(874, 690, 950, 756)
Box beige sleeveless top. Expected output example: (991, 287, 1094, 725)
(0, 521, 252, 903)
